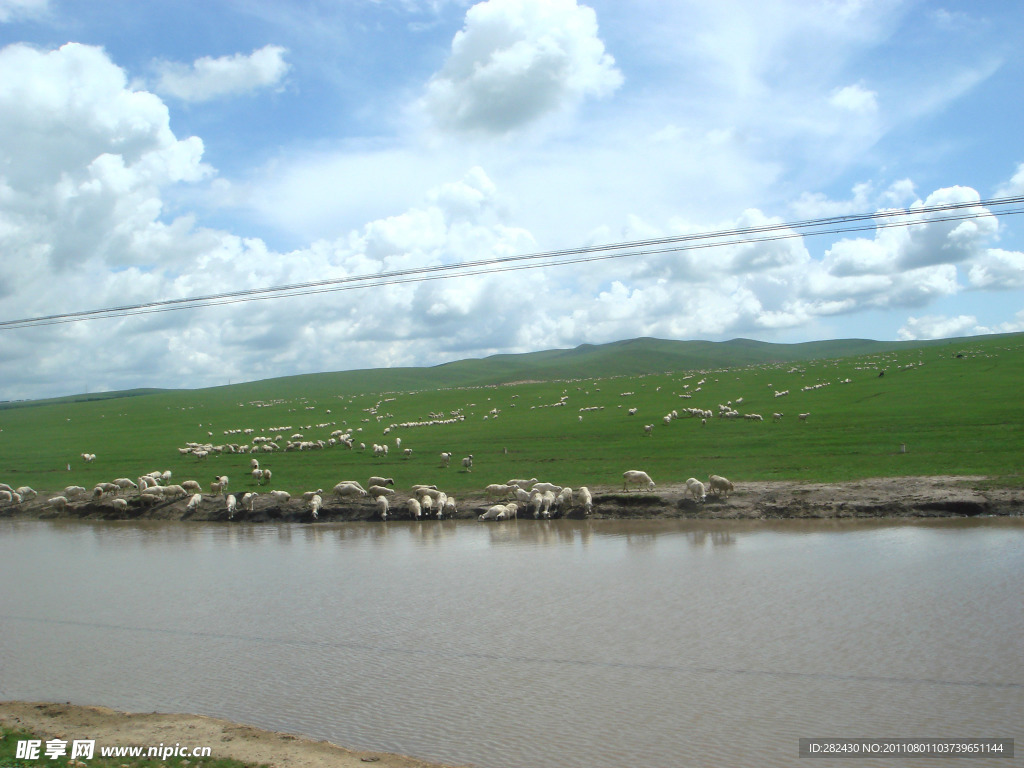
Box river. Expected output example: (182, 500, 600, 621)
(1, 518, 1021, 767)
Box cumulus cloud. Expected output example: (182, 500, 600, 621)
(422, 0, 622, 134)
(967, 249, 1024, 290)
(153, 44, 289, 102)
(0, 42, 211, 280)
(897, 314, 982, 341)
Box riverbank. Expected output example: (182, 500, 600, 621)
(0, 702, 464, 768)
(2, 476, 1020, 522)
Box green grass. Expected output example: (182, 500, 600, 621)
(0, 334, 1022, 497)
(0, 726, 266, 768)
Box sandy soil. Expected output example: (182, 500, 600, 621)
(3, 476, 1021, 522)
(0, 701, 464, 768)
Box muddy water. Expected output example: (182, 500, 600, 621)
(1, 518, 1021, 768)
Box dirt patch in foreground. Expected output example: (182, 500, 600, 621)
(0, 701, 463, 768)
(2, 476, 1021, 523)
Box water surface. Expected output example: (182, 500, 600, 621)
(1, 518, 1021, 767)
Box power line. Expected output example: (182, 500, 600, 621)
(2, 195, 1022, 330)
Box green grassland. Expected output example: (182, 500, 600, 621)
(1, 334, 1021, 497)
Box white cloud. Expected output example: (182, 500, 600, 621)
(897, 314, 982, 341)
(829, 82, 878, 113)
(421, 0, 622, 134)
(995, 161, 1024, 198)
(153, 44, 290, 102)
(0, 0, 47, 22)
(0, 42, 211, 281)
(967, 249, 1024, 290)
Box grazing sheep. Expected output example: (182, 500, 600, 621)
(368, 476, 394, 488)
(420, 494, 434, 516)
(0, 490, 13, 505)
(479, 503, 508, 521)
(110, 498, 128, 511)
(485, 483, 515, 500)
(685, 477, 707, 502)
(45, 495, 69, 513)
(367, 485, 395, 497)
(112, 478, 137, 493)
(181, 480, 202, 494)
(186, 493, 202, 514)
(531, 482, 562, 494)
(64, 485, 87, 499)
(333, 481, 367, 498)
(462, 455, 474, 472)
(226, 494, 238, 519)
(308, 494, 323, 520)
(162, 484, 187, 500)
(407, 498, 422, 520)
(708, 474, 734, 498)
(442, 496, 457, 519)
(622, 470, 655, 492)
(554, 487, 574, 512)
(15, 486, 37, 500)
(577, 486, 593, 514)
(375, 495, 389, 521)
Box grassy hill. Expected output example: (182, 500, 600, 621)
(0, 333, 1021, 498)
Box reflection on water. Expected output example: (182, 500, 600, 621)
(1, 517, 1022, 768)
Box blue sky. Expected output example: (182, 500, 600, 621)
(1, 0, 1023, 400)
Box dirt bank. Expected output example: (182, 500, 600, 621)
(0, 701, 463, 768)
(2, 476, 1021, 523)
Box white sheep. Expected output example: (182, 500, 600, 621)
(508, 478, 538, 490)
(554, 487, 574, 511)
(420, 494, 434, 516)
(181, 480, 202, 494)
(0, 490, 13, 505)
(367, 485, 395, 497)
(301, 489, 324, 502)
(15, 486, 37, 500)
(110, 498, 128, 511)
(644, 424, 654, 435)
(308, 494, 323, 520)
(799, 412, 810, 421)
(708, 474, 734, 498)
(241, 492, 258, 511)
(537, 490, 556, 519)
(45, 495, 69, 513)
(333, 481, 367, 498)
(484, 483, 515, 500)
(63, 485, 87, 499)
(186, 493, 202, 514)
(269, 490, 291, 504)
(479, 503, 509, 521)
(576, 486, 593, 514)
(226, 494, 237, 519)
(685, 477, 706, 502)
(622, 470, 655, 492)
(462, 455, 474, 472)
(442, 496, 457, 519)
(112, 478, 137, 493)
(440, 452, 452, 467)
(531, 482, 562, 494)
(375, 495, 389, 520)
(407, 497, 422, 520)
(368, 476, 394, 488)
